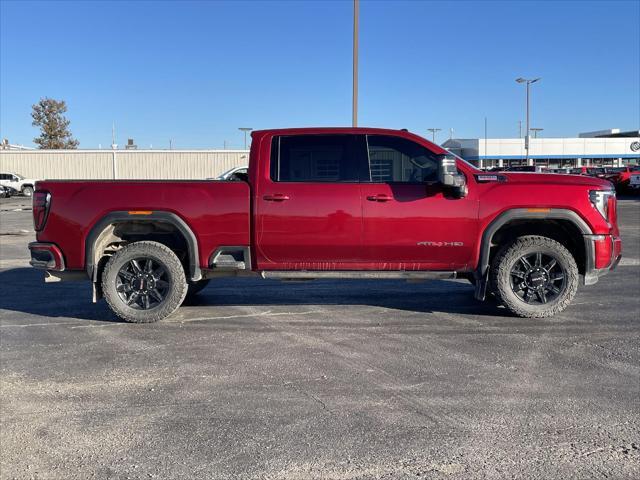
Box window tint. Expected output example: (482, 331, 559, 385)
(0, 174, 10, 180)
(366, 135, 438, 183)
(271, 135, 360, 182)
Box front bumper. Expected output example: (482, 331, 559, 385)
(28, 242, 65, 271)
(583, 234, 622, 286)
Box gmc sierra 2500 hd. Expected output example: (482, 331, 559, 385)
(29, 128, 622, 322)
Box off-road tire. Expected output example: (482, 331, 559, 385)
(490, 235, 578, 318)
(22, 185, 34, 197)
(187, 279, 210, 298)
(102, 241, 188, 323)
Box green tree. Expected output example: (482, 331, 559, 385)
(31, 97, 79, 149)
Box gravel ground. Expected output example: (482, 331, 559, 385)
(0, 196, 638, 479)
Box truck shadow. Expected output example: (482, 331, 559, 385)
(0, 268, 505, 322)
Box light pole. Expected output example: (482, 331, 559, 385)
(352, 0, 359, 127)
(238, 127, 252, 150)
(530, 127, 543, 138)
(516, 77, 541, 166)
(427, 128, 441, 143)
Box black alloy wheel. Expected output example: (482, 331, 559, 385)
(509, 252, 566, 305)
(116, 258, 171, 310)
(102, 241, 188, 323)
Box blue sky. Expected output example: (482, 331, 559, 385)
(1, 0, 638, 149)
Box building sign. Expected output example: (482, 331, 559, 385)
(631, 141, 640, 152)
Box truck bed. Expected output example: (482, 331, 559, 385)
(35, 180, 250, 270)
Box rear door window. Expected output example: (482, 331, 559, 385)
(271, 135, 362, 182)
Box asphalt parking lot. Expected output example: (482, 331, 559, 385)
(0, 196, 638, 480)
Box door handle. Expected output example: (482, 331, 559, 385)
(366, 194, 393, 202)
(263, 193, 290, 202)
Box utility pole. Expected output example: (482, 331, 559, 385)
(352, 0, 359, 127)
(530, 127, 543, 138)
(238, 128, 253, 149)
(516, 77, 541, 166)
(518, 120, 522, 139)
(427, 128, 441, 143)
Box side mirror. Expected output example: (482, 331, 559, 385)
(437, 154, 467, 198)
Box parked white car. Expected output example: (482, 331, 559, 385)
(0, 172, 37, 197)
(630, 173, 640, 191)
(216, 166, 248, 181)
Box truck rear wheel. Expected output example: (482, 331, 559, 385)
(102, 241, 188, 323)
(490, 235, 578, 318)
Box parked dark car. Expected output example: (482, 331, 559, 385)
(0, 185, 18, 198)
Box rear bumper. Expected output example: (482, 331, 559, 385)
(583, 234, 621, 286)
(28, 242, 65, 271)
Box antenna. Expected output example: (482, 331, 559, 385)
(111, 122, 117, 150)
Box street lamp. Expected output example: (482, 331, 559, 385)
(427, 128, 441, 143)
(530, 127, 543, 138)
(516, 77, 541, 166)
(238, 127, 252, 150)
(352, 0, 359, 127)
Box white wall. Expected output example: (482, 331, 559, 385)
(0, 149, 249, 180)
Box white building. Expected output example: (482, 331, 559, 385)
(442, 130, 640, 169)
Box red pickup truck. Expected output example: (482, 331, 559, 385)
(29, 128, 622, 322)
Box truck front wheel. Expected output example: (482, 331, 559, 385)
(490, 235, 578, 318)
(102, 241, 188, 323)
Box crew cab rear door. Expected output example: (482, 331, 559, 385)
(254, 134, 365, 268)
(359, 134, 478, 270)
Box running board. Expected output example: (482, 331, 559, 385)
(261, 271, 458, 280)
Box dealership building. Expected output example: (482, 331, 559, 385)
(442, 129, 640, 169)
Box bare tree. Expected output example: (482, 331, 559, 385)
(31, 98, 79, 149)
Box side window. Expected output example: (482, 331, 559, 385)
(271, 135, 360, 182)
(366, 135, 438, 183)
(0, 174, 9, 180)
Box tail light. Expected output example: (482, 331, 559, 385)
(33, 191, 51, 231)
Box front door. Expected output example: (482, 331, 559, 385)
(255, 134, 365, 269)
(360, 134, 478, 271)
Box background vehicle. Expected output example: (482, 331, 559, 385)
(0, 172, 37, 197)
(599, 166, 640, 192)
(28, 128, 621, 323)
(217, 166, 248, 181)
(0, 185, 16, 198)
(629, 172, 640, 191)
(549, 167, 572, 174)
(504, 165, 548, 173)
(569, 166, 605, 176)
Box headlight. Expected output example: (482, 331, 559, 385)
(589, 189, 615, 222)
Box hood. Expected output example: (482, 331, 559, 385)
(499, 172, 613, 189)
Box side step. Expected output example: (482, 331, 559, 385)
(261, 271, 457, 280)
(209, 246, 251, 270)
